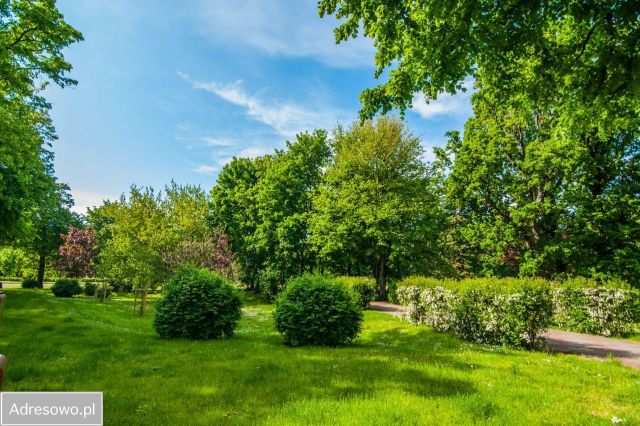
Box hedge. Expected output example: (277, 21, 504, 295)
(395, 277, 640, 344)
(397, 281, 553, 349)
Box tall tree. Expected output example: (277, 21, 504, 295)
(310, 117, 443, 297)
(209, 156, 270, 289)
(320, 0, 640, 282)
(253, 130, 330, 291)
(0, 0, 83, 241)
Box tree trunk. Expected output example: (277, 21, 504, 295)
(37, 253, 46, 289)
(376, 257, 387, 299)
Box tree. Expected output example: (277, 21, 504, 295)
(56, 225, 97, 278)
(209, 156, 270, 289)
(253, 130, 331, 290)
(21, 181, 78, 287)
(320, 0, 640, 282)
(310, 117, 443, 297)
(97, 187, 170, 292)
(0, 0, 83, 241)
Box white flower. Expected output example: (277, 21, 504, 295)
(612, 416, 624, 423)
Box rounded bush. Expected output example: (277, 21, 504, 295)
(153, 267, 243, 340)
(274, 275, 363, 346)
(338, 277, 377, 309)
(21, 278, 39, 289)
(51, 279, 82, 297)
(84, 282, 97, 296)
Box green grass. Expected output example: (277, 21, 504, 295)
(1, 289, 639, 425)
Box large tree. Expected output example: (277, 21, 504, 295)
(310, 117, 443, 297)
(320, 0, 640, 282)
(0, 0, 83, 241)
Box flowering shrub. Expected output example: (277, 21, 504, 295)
(553, 287, 640, 336)
(397, 282, 552, 349)
(396, 276, 640, 343)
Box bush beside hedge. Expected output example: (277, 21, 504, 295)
(396, 276, 640, 344)
(51, 279, 82, 297)
(154, 267, 243, 340)
(338, 276, 377, 309)
(274, 275, 363, 346)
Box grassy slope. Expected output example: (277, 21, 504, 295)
(0, 289, 639, 425)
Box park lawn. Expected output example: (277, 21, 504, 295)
(0, 289, 639, 425)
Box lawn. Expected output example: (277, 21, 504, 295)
(1, 289, 639, 425)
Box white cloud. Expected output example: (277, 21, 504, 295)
(193, 0, 374, 68)
(201, 137, 234, 147)
(194, 165, 218, 175)
(70, 190, 116, 215)
(411, 78, 475, 119)
(179, 72, 345, 138)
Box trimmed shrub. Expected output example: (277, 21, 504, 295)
(153, 266, 243, 340)
(21, 278, 39, 289)
(274, 275, 363, 346)
(51, 279, 82, 297)
(338, 276, 377, 309)
(396, 276, 640, 341)
(553, 287, 640, 336)
(84, 282, 97, 296)
(396, 280, 554, 349)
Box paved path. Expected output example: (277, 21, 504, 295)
(370, 301, 640, 369)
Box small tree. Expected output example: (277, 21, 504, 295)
(56, 226, 97, 278)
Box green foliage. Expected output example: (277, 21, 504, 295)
(397, 280, 553, 349)
(397, 276, 640, 340)
(274, 275, 363, 346)
(311, 117, 445, 298)
(153, 267, 243, 340)
(20, 278, 38, 289)
(0, 247, 27, 277)
(320, 0, 640, 284)
(553, 287, 640, 337)
(0, 0, 83, 242)
(338, 276, 377, 309)
(51, 279, 81, 297)
(210, 131, 330, 294)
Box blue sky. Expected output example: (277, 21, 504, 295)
(46, 0, 473, 213)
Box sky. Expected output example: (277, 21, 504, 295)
(46, 0, 473, 214)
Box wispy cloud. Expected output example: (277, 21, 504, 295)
(193, 0, 374, 68)
(179, 72, 345, 138)
(194, 165, 218, 175)
(411, 78, 475, 119)
(201, 137, 235, 147)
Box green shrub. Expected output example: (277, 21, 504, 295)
(274, 275, 363, 346)
(51, 279, 82, 297)
(21, 278, 39, 289)
(397, 279, 554, 349)
(84, 282, 97, 296)
(396, 276, 639, 341)
(153, 266, 243, 340)
(338, 276, 377, 309)
(553, 287, 640, 336)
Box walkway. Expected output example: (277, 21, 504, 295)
(369, 301, 640, 369)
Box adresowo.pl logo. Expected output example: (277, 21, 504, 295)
(1, 392, 102, 426)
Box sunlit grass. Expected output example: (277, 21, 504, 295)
(1, 289, 639, 425)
